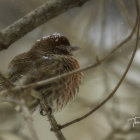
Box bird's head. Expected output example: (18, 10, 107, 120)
(31, 33, 78, 55)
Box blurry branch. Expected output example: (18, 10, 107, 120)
(105, 127, 140, 140)
(117, 0, 133, 28)
(112, 67, 140, 89)
(0, 0, 89, 51)
(109, 0, 139, 60)
(99, 0, 107, 51)
(0, 97, 39, 140)
(21, 104, 39, 140)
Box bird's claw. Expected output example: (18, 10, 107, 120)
(40, 106, 47, 116)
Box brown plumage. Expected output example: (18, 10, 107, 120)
(8, 33, 82, 112)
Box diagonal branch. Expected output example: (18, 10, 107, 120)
(0, 0, 89, 51)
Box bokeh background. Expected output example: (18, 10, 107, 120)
(0, 0, 140, 140)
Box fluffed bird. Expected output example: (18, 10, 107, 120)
(8, 33, 82, 112)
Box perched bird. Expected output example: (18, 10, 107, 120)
(7, 33, 82, 112)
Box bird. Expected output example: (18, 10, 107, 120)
(7, 33, 82, 113)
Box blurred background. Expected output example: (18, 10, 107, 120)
(0, 0, 140, 140)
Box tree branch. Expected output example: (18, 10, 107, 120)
(0, 0, 89, 51)
(40, 101, 66, 140)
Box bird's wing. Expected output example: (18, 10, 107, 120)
(8, 52, 35, 83)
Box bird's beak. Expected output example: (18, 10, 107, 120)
(70, 46, 79, 52)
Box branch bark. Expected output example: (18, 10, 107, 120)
(0, 0, 89, 51)
(40, 101, 66, 140)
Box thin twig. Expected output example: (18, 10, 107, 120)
(57, 0, 139, 129)
(117, 0, 133, 28)
(0, 0, 89, 51)
(40, 101, 66, 140)
(0, 7, 138, 98)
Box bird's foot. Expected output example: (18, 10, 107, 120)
(40, 105, 47, 116)
(39, 104, 52, 116)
